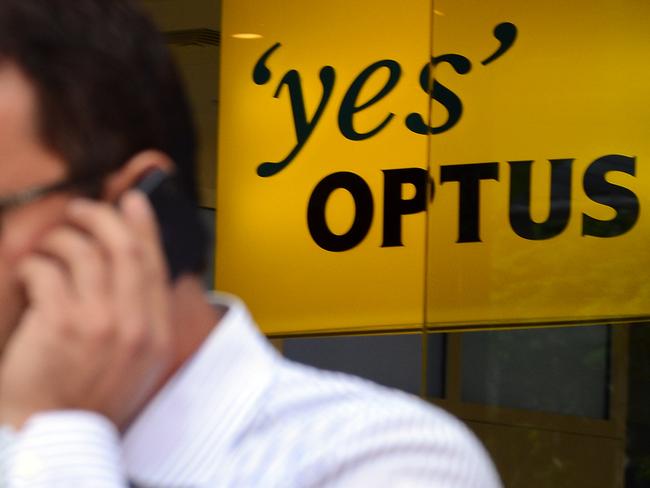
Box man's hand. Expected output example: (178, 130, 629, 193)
(0, 191, 174, 430)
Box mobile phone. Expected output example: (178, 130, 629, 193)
(134, 169, 207, 281)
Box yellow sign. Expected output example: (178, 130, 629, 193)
(217, 0, 650, 334)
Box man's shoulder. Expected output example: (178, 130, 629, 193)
(269, 357, 448, 423)
(266, 358, 474, 440)
(247, 357, 502, 487)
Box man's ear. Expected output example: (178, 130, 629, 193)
(101, 150, 174, 203)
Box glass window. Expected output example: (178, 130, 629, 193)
(284, 334, 423, 395)
(426, 333, 446, 398)
(461, 326, 610, 418)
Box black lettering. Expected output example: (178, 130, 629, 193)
(509, 159, 573, 240)
(307, 172, 374, 252)
(382, 168, 431, 247)
(582, 154, 639, 237)
(440, 163, 499, 243)
(338, 60, 401, 141)
(252, 42, 282, 85)
(254, 42, 335, 177)
(405, 54, 471, 135)
(481, 22, 518, 65)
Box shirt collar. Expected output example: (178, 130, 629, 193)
(122, 292, 278, 487)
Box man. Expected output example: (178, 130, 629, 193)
(0, 1, 501, 486)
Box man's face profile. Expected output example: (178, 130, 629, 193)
(0, 0, 206, 354)
(0, 62, 71, 349)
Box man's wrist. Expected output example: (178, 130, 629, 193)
(0, 394, 63, 430)
(0, 406, 37, 430)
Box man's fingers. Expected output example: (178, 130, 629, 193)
(119, 190, 168, 284)
(119, 190, 172, 345)
(17, 256, 71, 320)
(36, 227, 107, 301)
(65, 199, 147, 333)
(66, 199, 140, 260)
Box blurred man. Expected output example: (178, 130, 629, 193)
(0, 1, 500, 486)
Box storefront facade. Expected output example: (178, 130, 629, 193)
(142, 0, 650, 485)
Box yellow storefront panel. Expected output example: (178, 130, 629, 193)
(426, 0, 650, 327)
(217, 0, 650, 334)
(217, 0, 431, 334)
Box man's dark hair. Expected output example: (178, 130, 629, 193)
(0, 0, 198, 200)
(0, 0, 208, 273)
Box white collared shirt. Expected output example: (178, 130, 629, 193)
(1, 293, 501, 487)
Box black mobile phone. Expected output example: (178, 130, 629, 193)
(134, 169, 207, 281)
